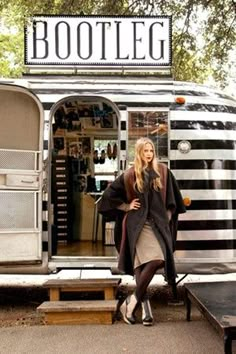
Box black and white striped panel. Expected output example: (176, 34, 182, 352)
(118, 105, 128, 173)
(170, 106, 236, 262)
(42, 110, 51, 251)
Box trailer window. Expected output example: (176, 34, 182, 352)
(128, 110, 168, 162)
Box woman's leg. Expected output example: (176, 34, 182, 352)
(134, 259, 164, 302)
(134, 260, 164, 325)
(120, 260, 164, 325)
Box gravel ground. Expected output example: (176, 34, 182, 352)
(0, 285, 203, 327)
(0, 288, 47, 327)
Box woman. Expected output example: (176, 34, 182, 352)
(98, 137, 186, 326)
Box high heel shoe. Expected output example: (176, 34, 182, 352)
(99, 149, 106, 164)
(107, 143, 112, 159)
(120, 293, 138, 325)
(141, 298, 153, 326)
(93, 150, 99, 164)
(112, 143, 117, 160)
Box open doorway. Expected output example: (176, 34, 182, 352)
(51, 97, 119, 257)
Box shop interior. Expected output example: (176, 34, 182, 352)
(51, 99, 169, 258)
(51, 98, 119, 257)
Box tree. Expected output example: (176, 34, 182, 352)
(0, 0, 235, 89)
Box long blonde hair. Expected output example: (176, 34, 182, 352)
(134, 137, 162, 192)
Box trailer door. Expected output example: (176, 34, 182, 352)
(0, 84, 44, 263)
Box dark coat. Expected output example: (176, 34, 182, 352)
(98, 164, 186, 284)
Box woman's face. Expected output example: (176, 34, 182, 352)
(142, 143, 154, 164)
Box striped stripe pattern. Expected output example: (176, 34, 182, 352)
(25, 77, 236, 272)
(119, 105, 128, 172)
(170, 101, 236, 264)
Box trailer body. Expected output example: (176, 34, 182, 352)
(0, 76, 235, 275)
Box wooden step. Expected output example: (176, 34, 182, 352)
(37, 300, 118, 325)
(43, 278, 121, 301)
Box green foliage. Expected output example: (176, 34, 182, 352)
(0, 0, 235, 89)
(0, 31, 24, 77)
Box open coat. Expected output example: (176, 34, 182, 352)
(98, 163, 186, 284)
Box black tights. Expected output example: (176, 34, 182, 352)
(134, 260, 164, 302)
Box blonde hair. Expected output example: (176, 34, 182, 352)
(134, 137, 162, 192)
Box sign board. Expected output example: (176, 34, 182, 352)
(25, 16, 171, 67)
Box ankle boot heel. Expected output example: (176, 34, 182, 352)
(141, 299, 153, 326)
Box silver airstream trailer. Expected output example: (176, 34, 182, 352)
(0, 76, 236, 276)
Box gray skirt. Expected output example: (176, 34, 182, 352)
(134, 221, 164, 269)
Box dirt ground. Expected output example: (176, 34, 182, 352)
(0, 285, 203, 327)
(0, 287, 47, 327)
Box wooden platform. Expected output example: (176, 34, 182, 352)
(43, 278, 121, 301)
(37, 300, 118, 325)
(185, 281, 236, 354)
(37, 278, 121, 325)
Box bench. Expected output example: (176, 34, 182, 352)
(37, 299, 118, 325)
(43, 278, 121, 301)
(185, 281, 236, 354)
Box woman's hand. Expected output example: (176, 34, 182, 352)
(167, 209, 172, 221)
(129, 198, 141, 211)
